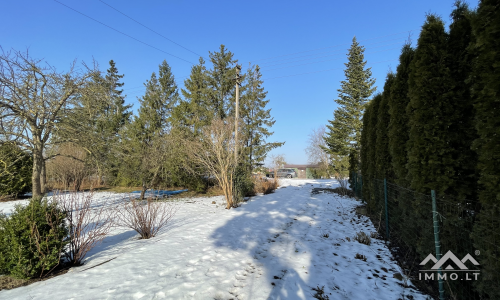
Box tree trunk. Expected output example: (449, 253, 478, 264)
(41, 159, 47, 193)
(32, 148, 44, 198)
(140, 182, 147, 200)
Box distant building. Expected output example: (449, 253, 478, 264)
(284, 164, 320, 179)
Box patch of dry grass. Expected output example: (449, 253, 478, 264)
(253, 178, 279, 195)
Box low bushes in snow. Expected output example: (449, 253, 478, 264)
(115, 197, 177, 239)
(354, 231, 371, 245)
(355, 253, 367, 261)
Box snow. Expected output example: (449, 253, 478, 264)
(0, 179, 428, 299)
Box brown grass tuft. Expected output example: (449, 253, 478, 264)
(253, 177, 280, 195)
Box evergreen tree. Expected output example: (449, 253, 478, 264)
(365, 94, 382, 210)
(406, 14, 454, 194)
(120, 60, 179, 197)
(172, 58, 210, 132)
(388, 43, 414, 187)
(104, 60, 132, 135)
(470, 0, 500, 298)
(324, 37, 376, 157)
(206, 45, 239, 120)
(240, 65, 284, 169)
(375, 72, 395, 180)
(0, 143, 32, 197)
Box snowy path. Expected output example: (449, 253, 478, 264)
(0, 179, 428, 299)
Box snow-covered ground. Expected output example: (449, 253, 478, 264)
(0, 179, 428, 300)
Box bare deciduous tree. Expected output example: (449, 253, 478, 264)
(269, 153, 286, 178)
(0, 48, 97, 198)
(54, 191, 114, 265)
(46, 143, 89, 191)
(182, 119, 240, 209)
(305, 125, 331, 177)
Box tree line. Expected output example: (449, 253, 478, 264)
(0, 44, 283, 206)
(359, 1, 499, 298)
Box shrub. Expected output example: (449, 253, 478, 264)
(253, 178, 279, 195)
(115, 197, 177, 239)
(233, 165, 255, 203)
(54, 191, 115, 266)
(0, 143, 32, 197)
(355, 253, 367, 261)
(354, 231, 371, 245)
(0, 198, 68, 279)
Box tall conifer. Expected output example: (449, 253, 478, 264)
(470, 1, 500, 297)
(324, 37, 376, 157)
(375, 73, 395, 180)
(388, 44, 414, 187)
(406, 15, 454, 194)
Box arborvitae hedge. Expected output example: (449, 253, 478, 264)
(365, 94, 381, 211)
(388, 44, 414, 188)
(375, 73, 395, 180)
(470, 0, 500, 298)
(406, 14, 454, 194)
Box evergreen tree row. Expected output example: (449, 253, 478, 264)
(359, 1, 499, 298)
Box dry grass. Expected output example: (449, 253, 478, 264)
(355, 253, 367, 261)
(253, 177, 280, 195)
(354, 231, 372, 245)
(0, 266, 70, 291)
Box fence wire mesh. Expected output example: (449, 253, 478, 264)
(353, 174, 500, 300)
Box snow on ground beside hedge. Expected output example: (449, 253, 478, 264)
(0, 179, 428, 299)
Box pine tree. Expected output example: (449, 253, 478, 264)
(375, 72, 395, 180)
(388, 43, 414, 187)
(406, 14, 454, 194)
(470, 1, 500, 298)
(240, 65, 284, 169)
(324, 37, 376, 179)
(104, 60, 132, 135)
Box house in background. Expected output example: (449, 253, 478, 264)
(284, 164, 320, 179)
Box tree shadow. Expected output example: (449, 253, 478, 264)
(211, 179, 340, 299)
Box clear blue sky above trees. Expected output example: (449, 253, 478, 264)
(1, 0, 479, 164)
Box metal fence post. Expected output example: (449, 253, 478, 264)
(431, 190, 445, 300)
(384, 178, 389, 239)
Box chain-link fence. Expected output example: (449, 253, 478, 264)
(351, 173, 500, 300)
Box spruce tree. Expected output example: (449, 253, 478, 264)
(388, 44, 414, 187)
(375, 73, 395, 180)
(470, 1, 500, 298)
(206, 45, 239, 120)
(104, 60, 132, 135)
(172, 58, 210, 132)
(406, 14, 454, 194)
(121, 60, 179, 197)
(240, 65, 284, 169)
(325, 37, 377, 157)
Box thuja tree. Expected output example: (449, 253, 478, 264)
(406, 14, 454, 194)
(365, 94, 381, 211)
(470, 0, 500, 298)
(375, 72, 395, 180)
(388, 44, 414, 187)
(324, 37, 376, 184)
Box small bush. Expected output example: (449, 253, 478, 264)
(0, 198, 68, 279)
(354, 231, 371, 245)
(115, 197, 177, 239)
(355, 253, 367, 261)
(253, 178, 279, 195)
(312, 285, 329, 300)
(370, 232, 378, 239)
(234, 165, 255, 202)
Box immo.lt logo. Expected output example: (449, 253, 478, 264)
(419, 250, 480, 281)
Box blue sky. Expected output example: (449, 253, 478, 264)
(2, 0, 479, 164)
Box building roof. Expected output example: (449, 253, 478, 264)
(284, 164, 320, 169)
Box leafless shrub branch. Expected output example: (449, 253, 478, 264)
(115, 196, 178, 239)
(54, 190, 114, 266)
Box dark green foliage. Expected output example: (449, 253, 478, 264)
(0, 143, 32, 197)
(240, 65, 284, 170)
(470, 0, 500, 298)
(325, 37, 376, 157)
(360, 101, 372, 200)
(406, 14, 455, 194)
(388, 44, 414, 187)
(375, 73, 395, 180)
(365, 94, 381, 211)
(446, 2, 478, 200)
(233, 164, 254, 202)
(0, 198, 68, 279)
